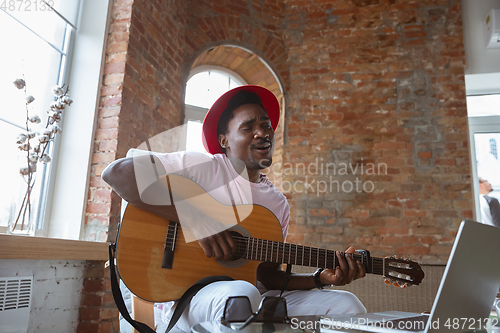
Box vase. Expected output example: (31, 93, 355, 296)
(7, 180, 37, 236)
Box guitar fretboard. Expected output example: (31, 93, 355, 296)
(232, 236, 385, 276)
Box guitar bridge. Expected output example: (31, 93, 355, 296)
(162, 221, 178, 269)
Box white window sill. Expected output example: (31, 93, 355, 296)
(0, 234, 108, 260)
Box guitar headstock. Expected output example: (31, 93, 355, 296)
(383, 256, 425, 289)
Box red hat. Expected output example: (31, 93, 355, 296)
(202, 85, 280, 154)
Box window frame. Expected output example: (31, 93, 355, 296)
(465, 72, 500, 223)
(43, 0, 112, 239)
(468, 115, 500, 222)
(0, 2, 80, 234)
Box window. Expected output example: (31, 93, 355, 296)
(184, 67, 245, 152)
(467, 93, 500, 223)
(0, 1, 80, 232)
(490, 139, 497, 159)
(0, 0, 111, 239)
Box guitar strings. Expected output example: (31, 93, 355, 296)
(161, 226, 407, 276)
(161, 227, 389, 273)
(161, 226, 389, 267)
(137, 221, 415, 284)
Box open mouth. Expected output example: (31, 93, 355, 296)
(253, 142, 271, 152)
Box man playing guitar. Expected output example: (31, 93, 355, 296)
(103, 85, 367, 332)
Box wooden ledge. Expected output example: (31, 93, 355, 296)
(0, 234, 108, 260)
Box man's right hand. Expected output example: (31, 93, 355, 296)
(198, 230, 236, 261)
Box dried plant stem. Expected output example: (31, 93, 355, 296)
(12, 176, 35, 231)
(11, 78, 71, 233)
(13, 74, 35, 232)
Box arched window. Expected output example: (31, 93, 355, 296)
(490, 138, 498, 159)
(184, 67, 246, 152)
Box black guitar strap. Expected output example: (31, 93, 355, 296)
(109, 243, 156, 333)
(279, 263, 292, 298)
(164, 275, 234, 333)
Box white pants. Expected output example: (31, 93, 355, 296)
(172, 280, 366, 332)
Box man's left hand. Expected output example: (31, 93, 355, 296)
(319, 246, 366, 286)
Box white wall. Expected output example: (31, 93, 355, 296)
(0, 259, 86, 333)
(462, 0, 500, 75)
(462, 0, 500, 95)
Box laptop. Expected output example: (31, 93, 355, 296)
(321, 220, 500, 333)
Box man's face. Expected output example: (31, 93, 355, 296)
(219, 103, 275, 170)
(479, 178, 493, 194)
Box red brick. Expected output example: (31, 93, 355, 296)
(98, 139, 118, 152)
(95, 129, 118, 140)
(92, 152, 116, 164)
(101, 308, 119, 320)
(82, 294, 102, 307)
(403, 210, 427, 218)
(103, 62, 126, 75)
(98, 106, 120, 118)
(94, 165, 108, 177)
(87, 203, 111, 215)
(104, 74, 124, 86)
(100, 85, 123, 97)
(309, 209, 331, 216)
(376, 227, 410, 235)
(83, 279, 103, 293)
(418, 151, 432, 159)
(94, 188, 112, 202)
(99, 117, 119, 129)
(77, 323, 99, 333)
(395, 246, 430, 256)
(97, 322, 112, 333)
(102, 95, 122, 107)
(102, 293, 116, 307)
(80, 307, 100, 321)
(435, 158, 455, 166)
(374, 142, 406, 150)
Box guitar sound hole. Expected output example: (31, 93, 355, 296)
(229, 230, 245, 261)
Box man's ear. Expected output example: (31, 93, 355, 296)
(219, 134, 228, 149)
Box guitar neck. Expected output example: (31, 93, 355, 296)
(234, 236, 384, 276)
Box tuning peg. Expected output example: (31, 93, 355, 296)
(392, 281, 405, 288)
(404, 258, 412, 262)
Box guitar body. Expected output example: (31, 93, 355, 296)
(116, 204, 284, 302)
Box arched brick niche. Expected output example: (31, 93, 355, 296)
(188, 44, 286, 188)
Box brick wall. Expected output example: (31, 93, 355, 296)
(77, 261, 118, 333)
(85, 0, 134, 243)
(282, 0, 470, 264)
(78, 0, 134, 330)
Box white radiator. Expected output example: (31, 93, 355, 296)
(0, 276, 33, 333)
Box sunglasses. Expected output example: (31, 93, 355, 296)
(221, 296, 290, 331)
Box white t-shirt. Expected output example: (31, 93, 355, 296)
(479, 194, 494, 226)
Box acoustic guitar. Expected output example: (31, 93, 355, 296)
(115, 175, 424, 302)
